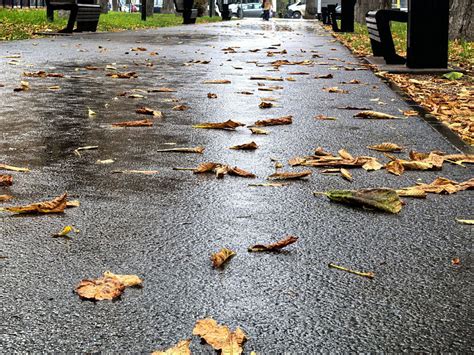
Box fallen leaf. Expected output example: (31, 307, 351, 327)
(73, 146, 98, 156)
(0, 195, 13, 202)
(368, 143, 403, 152)
(318, 188, 402, 213)
(259, 102, 273, 109)
(0, 164, 30, 172)
(385, 160, 405, 176)
(229, 142, 258, 150)
(340, 79, 361, 84)
(328, 263, 374, 279)
(451, 258, 461, 265)
(340, 168, 353, 182)
(52, 225, 79, 238)
(23, 71, 64, 78)
(157, 147, 204, 154)
(0, 175, 13, 186)
(250, 76, 283, 81)
(211, 248, 235, 268)
(443, 71, 463, 80)
(249, 127, 268, 134)
(172, 105, 189, 111)
(254, 115, 292, 126)
(106, 72, 137, 79)
(136, 107, 163, 117)
(152, 340, 191, 355)
(248, 182, 288, 187)
(286, 77, 296, 81)
(128, 94, 145, 99)
(456, 219, 474, 225)
(203, 79, 231, 84)
(248, 235, 298, 252)
(131, 47, 147, 51)
(323, 87, 348, 94)
(337, 106, 371, 110)
(237, 91, 254, 95)
(1, 193, 67, 214)
(338, 149, 354, 160)
(314, 74, 333, 79)
(402, 110, 419, 117)
(268, 170, 312, 180)
(75, 277, 125, 301)
(88, 108, 96, 117)
(207, 93, 218, 99)
(362, 159, 383, 171)
(314, 114, 337, 121)
(193, 120, 245, 130)
(395, 189, 427, 198)
(354, 111, 400, 119)
(148, 87, 176, 93)
(193, 318, 246, 355)
(114, 170, 159, 175)
(66, 200, 80, 208)
(13, 81, 30, 92)
(48, 85, 61, 90)
(103, 271, 143, 287)
(112, 119, 153, 127)
(288, 72, 309, 75)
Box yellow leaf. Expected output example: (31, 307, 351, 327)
(152, 340, 191, 355)
(362, 159, 383, 171)
(367, 143, 403, 152)
(192, 318, 247, 355)
(0, 164, 30, 172)
(75, 277, 125, 301)
(328, 263, 374, 279)
(103, 271, 143, 287)
(456, 219, 474, 225)
(354, 111, 400, 119)
(1, 193, 67, 214)
(52, 225, 79, 238)
(340, 168, 353, 182)
(211, 248, 236, 268)
(249, 127, 269, 135)
(193, 120, 245, 130)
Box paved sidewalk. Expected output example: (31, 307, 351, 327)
(1, 19, 472, 352)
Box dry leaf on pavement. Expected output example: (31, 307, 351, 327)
(362, 159, 383, 171)
(328, 263, 374, 279)
(254, 115, 292, 126)
(207, 93, 218, 99)
(152, 340, 191, 355)
(340, 168, 353, 182)
(136, 107, 163, 117)
(456, 219, 474, 225)
(0, 175, 13, 186)
(248, 183, 288, 187)
(248, 235, 298, 252)
(354, 111, 400, 119)
(323, 87, 348, 94)
(337, 106, 371, 110)
(157, 147, 204, 154)
(314, 74, 333, 79)
(193, 318, 247, 355)
(0, 163, 30, 172)
(211, 248, 236, 268)
(368, 143, 403, 152)
(315, 114, 337, 121)
(229, 142, 258, 150)
(52, 225, 79, 238)
(0, 195, 13, 202)
(106, 71, 137, 79)
(259, 101, 273, 109)
(148, 87, 176, 93)
(193, 120, 245, 130)
(317, 188, 402, 213)
(172, 105, 189, 111)
(250, 76, 283, 81)
(385, 160, 405, 176)
(338, 149, 354, 160)
(0, 193, 67, 214)
(112, 119, 153, 127)
(268, 170, 312, 180)
(75, 277, 125, 301)
(395, 189, 427, 198)
(203, 79, 231, 84)
(74, 146, 98, 156)
(103, 271, 143, 287)
(23, 71, 64, 78)
(249, 127, 268, 134)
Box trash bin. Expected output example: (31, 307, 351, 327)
(407, 0, 449, 68)
(340, 0, 356, 32)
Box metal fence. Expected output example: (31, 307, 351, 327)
(1, 0, 46, 7)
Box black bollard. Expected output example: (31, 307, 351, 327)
(141, 0, 146, 21)
(407, 0, 449, 68)
(321, 7, 328, 24)
(327, 4, 336, 25)
(340, 0, 356, 32)
(183, 0, 195, 23)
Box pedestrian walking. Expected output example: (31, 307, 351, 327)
(262, 0, 272, 21)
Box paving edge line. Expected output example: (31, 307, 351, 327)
(325, 29, 473, 155)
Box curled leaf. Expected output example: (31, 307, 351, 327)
(250, 76, 283, 81)
(211, 248, 236, 268)
(193, 120, 245, 130)
(148, 87, 176, 93)
(248, 235, 298, 252)
(323, 87, 348, 94)
(338, 149, 354, 160)
(385, 160, 404, 176)
(1, 193, 67, 214)
(106, 71, 137, 79)
(315, 114, 337, 121)
(249, 127, 268, 135)
(229, 142, 258, 150)
(73, 145, 98, 156)
(254, 115, 292, 126)
(75, 277, 125, 301)
(172, 105, 189, 111)
(396, 188, 427, 198)
(193, 318, 247, 355)
(314, 74, 333, 79)
(203, 79, 231, 84)
(112, 119, 153, 127)
(456, 219, 474, 225)
(0, 175, 13, 186)
(259, 101, 273, 109)
(53, 225, 79, 238)
(268, 170, 312, 180)
(354, 111, 399, 119)
(103, 271, 143, 287)
(320, 188, 402, 213)
(136, 107, 163, 117)
(0, 195, 13, 202)
(152, 340, 191, 355)
(368, 143, 403, 152)
(340, 168, 352, 182)
(157, 147, 204, 154)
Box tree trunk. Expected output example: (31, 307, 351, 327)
(304, 0, 317, 19)
(112, 0, 119, 11)
(449, 0, 473, 40)
(99, 0, 108, 13)
(146, 0, 154, 17)
(354, 0, 391, 24)
(161, 0, 176, 13)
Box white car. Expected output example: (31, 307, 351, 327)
(288, 0, 305, 18)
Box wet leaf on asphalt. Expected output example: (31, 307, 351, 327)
(112, 119, 153, 127)
(148, 87, 176, 93)
(249, 127, 268, 135)
(0, 163, 30, 172)
(211, 248, 236, 268)
(0, 195, 13, 202)
(368, 143, 403, 152)
(328, 263, 375, 279)
(152, 340, 191, 355)
(248, 235, 298, 252)
(259, 101, 273, 109)
(0, 193, 67, 214)
(354, 111, 400, 119)
(250, 76, 283, 81)
(103, 271, 143, 287)
(385, 160, 405, 176)
(106, 71, 137, 79)
(317, 188, 402, 213)
(314, 114, 337, 121)
(136, 107, 163, 117)
(268, 170, 312, 180)
(0, 175, 13, 186)
(193, 120, 245, 130)
(254, 115, 292, 126)
(193, 318, 247, 354)
(157, 147, 205, 154)
(456, 219, 474, 225)
(52, 225, 79, 238)
(229, 141, 258, 150)
(203, 79, 231, 84)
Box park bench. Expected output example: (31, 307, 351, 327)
(46, 0, 101, 33)
(365, 9, 407, 65)
(174, 0, 198, 24)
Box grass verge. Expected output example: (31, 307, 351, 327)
(0, 9, 221, 41)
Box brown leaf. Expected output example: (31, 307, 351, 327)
(113, 170, 159, 175)
(248, 235, 298, 252)
(112, 119, 153, 127)
(368, 143, 403, 152)
(0, 175, 13, 186)
(354, 111, 399, 119)
(193, 163, 255, 178)
(229, 142, 258, 150)
(193, 120, 245, 130)
(323, 87, 348, 94)
(75, 277, 125, 301)
(314, 114, 337, 121)
(192, 318, 246, 354)
(148, 87, 176, 93)
(340, 79, 361, 84)
(337, 106, 371, 110)
(172, 105, 189, 111)
(103, 271, 143, 287)
(320, 188, 402, 213)
(395, 189, 427, 198)
(135, 107, 163, 117)
(250, 76, 284, 81)
(157, 147, 205, 154)
(131, 47, 147, 51)
(106, 72, 137, 79)
(237, 91, 254, 95)
(288, 72, 309, 75)
(1, 193, 67, 214)
(207, 93, 218, 99)
(203, 79, 231, 84)
(340, 168, 353, 182)
(211, 248, 236, 268)
(0, 195, 13, 202)
(314, 147, 334, 156)
(249, 127, 268, 135)
(385, 160, 405, 176)
(451, 258, 461, 265)
(23, 71, 64, 78)
(288, 157, 306, 166)
(228, 167, 256, 178)
(13, 81, 29, 92)
(259, 101, 273, 109)
(403, 110, 419, 117)
(254, 115, 292, 126)
(268, 170, 312, 180)
(338, 149, 354, 160)
(314, 74, 333, 79)
(152, 340, 191, 355)
(362, 159, 383, 171)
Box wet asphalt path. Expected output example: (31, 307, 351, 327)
(0, 19, 472, 352)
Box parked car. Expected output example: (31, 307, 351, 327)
(287, 0, 305, 18)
